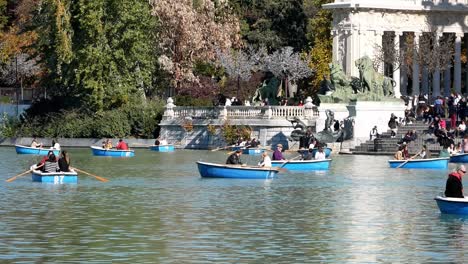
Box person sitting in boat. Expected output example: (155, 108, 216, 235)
(31, 137, 43, 148)
(38, 153, 59, 172)
(258, 152, 272, 167)
(272, 144, 285, 161)
(103, 139, 113, 149)
(51, 139, 60, 150)
(58, 150, 70, 172)
(154, 138, 160, 146)
(116, 139, 129, 150)
(226, 150, 243, 165)
(445, 165, 466, 198)
(301, 148, 314, 160)
(160, 138, 168, 146)
(37, 150, 56, 169)
(394, 146, 404, 160)
(248, 138, 259, 148)
(314, 146, 326, 160)
(418, 145, 431, 159)
(236, 137, 246, 147)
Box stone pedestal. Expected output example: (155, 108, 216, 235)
(347, 100, 405, 146)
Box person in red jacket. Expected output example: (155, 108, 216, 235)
(115, 139, 129, 150)
(445, 165, 466, 198)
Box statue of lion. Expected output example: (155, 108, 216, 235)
(252, 77, 281, 105)
(329, 63, 362, 94)
(355, 56, 396, 97)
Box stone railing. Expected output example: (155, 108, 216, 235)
(163, 97, 319, 121)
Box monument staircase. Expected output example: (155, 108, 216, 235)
(349, 119, 462, 156)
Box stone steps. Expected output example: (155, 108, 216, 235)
(350, 119, 461, 155)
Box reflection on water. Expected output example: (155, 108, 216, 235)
(1, 148, 468, 262)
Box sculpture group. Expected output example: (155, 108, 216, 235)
(321, 55, 397, 102)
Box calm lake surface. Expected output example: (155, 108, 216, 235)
(1, 147, 467, 263)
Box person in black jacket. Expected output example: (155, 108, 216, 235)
(445, 165, 466, 198)
(226, 150, 243, 165)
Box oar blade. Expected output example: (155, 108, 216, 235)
(6, 169, 32, 182)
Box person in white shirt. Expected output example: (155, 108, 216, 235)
(51, 139, 60, 150)
(160, 138, 168, 145)
(258, 152, 272, 167)
(314, 147, 326, 160)
(225, 98, 232, 106)
(369, 125, 380, 141)
(458, 120, 466, 137)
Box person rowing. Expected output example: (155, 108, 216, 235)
(226, 150, 243, 165)
(445, 165, 466, 198)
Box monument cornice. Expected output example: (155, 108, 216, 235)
(323, 2, 468, 13)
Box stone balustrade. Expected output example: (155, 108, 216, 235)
(165, 104, 319, 120)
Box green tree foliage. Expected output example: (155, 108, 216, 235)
(33, 0, 158, 112)
(3, 99, 165, 138)
(304, 0, 333, 89)
(231, 0, 308, 51)
(33, 0, 73, 89)
(0, 0, 7, 30)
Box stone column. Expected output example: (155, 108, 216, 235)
(400, 33, 408, 96)
(345, 30, 352, 75)
(433, 33, 442, 97)
(454, 33, 463, 94)
(393, 32, 402, 98)
(422, 67, 429, 95)
(444, 66, 452, 97)
(332, 30, 339, 63)
(466, 33, 468, 94)
(412, 32, 421, 96)
(375, 31, 384, 74)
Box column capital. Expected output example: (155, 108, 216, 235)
(394, 31, 404, 37)
(374, 30, 384, 36)
(455, 32, 464, 39)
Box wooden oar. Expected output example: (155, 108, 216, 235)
(211, 145, 234, 152)
(280, 155, 302, 168)
(72, 167, 109, 182)
(6, 169, 32, 182)
(396, 152, 420, 169)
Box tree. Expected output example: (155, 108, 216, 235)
(29, 0, 158, 112)
(216, 48, 256, 98)
(230, 0, 308, 51)
(265, 46, 313, 98)
(151, 0, 241, 96)
(304, 0, 333, 90)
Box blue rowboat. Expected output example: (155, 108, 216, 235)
(242, 148, 263, 155)
(30, 165, 78, 184)
(449, 153, 468, 163)
(149, 144, 175, 152)
(435, 196, 468, 215)
(271, 159, 332, 171)
(90, 146, 135, 157)
(196, 161, 279, 179)
(15, 145, 60, 156)
(230, 146, 243, 151)
(388, 157, 449, 169)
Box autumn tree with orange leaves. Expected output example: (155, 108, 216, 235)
(150, 0, 241, 96)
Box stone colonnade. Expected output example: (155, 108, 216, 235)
(325, 0, 468, 97)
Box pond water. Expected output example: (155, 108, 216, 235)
(1, 147, 467, 263)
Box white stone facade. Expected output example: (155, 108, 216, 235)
(324, 0, 468, 97)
